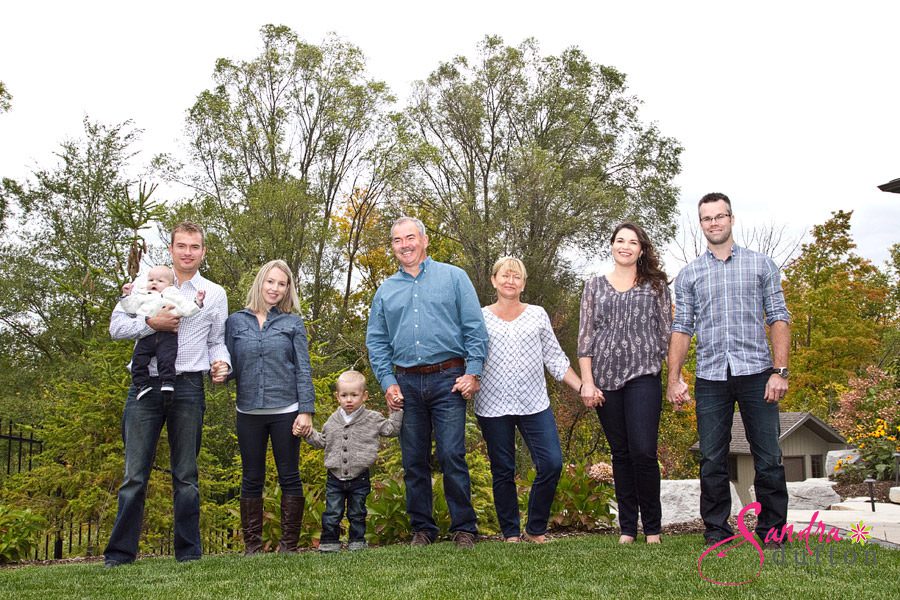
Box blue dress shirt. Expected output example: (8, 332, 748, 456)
(366, 257, 489, 391)
(225, 308, 316, 413)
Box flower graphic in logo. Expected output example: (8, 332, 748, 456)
(848, 521, 871, 545)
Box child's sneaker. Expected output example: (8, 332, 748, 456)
(318, 542, 341, 553)
(348, 541, 368, 551)
(136, 386, 153, 400)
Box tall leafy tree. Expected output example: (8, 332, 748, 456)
(397, 36, 682, 308)
(782, 210, 891, 415)
(0, 118, 142, 360)
(0, 80, 10, 113)
(167, 24, 397, 327)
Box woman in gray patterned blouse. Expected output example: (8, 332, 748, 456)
(470, 256, 589, 543)
(578, 223, 672, 545)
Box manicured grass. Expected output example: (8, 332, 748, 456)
(1, 534, 898, 599)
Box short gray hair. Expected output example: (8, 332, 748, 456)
(390, 216, 426, 238)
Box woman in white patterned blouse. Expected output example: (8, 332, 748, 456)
(578, 222, 672, 545)
(471, 256, 591, 543)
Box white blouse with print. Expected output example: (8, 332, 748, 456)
(475, 304, 570, 418)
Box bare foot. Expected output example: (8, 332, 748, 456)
(523, 532, 547, 544)
(646, 534, 661, 544)
(505, 536, 520, 543)
(619, 535, 636, 544)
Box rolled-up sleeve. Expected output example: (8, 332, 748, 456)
(456, 273, 488, 376)
(671, 270, 696, 336)
(762, 257, 791, 325)
(205, 289, 231, 368)
(366, 292, 397, 391)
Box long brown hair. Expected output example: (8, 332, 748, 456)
(610, 222, 668, 293)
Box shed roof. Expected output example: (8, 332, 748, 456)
(689, 411, 846, 455)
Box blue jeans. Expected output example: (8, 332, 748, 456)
(397, 365, 476, 538)
(477, 408, 562, 538)
(320, 472, 371, 544)
(695, 370, 787, 541)
(597, 374, 663, 536)
(103, 372, 206, 563)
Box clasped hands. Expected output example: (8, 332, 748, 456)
(578, 381, 605, 408)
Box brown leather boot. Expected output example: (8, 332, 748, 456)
(240, 496, 264, 555)
(277, 494, 305, 553)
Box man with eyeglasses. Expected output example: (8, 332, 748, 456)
(666, 192, 790, 548)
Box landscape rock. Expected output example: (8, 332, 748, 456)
(659, 479, 743, 526)
(825, 449, 860, 478)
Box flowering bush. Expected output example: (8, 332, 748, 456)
(832, 368, 900, 481)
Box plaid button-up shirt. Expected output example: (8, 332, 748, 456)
(672, 244, 790, 381)
(111, 271, 231, 375)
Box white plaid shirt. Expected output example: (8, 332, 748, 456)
(672, 244, 790, 381)
(475, 304, 570, 417)
(110, 271, 231, 375)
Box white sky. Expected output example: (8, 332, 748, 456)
(1, 0, 898, 270)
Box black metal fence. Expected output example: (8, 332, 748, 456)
(1, 418, 42, 477)
(3, 417, 243, 560)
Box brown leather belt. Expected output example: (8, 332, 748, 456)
(394, 357, 465, 375)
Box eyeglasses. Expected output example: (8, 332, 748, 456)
(700, 213, 732, 225)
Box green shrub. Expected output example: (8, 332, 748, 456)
(547, 464, 614, 530)
(0, 504, 46, 563)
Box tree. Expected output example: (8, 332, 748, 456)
(782, 210, 891, 415)
(0, 118, 144, 360)
(165, 25, 397, 329)
(397, 36, 682, 309)
(0, 80, 10, 113)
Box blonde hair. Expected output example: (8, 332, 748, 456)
(491, 256, 527, 282)
(245, 260, 301, 314)
(148, 265, 175, 284)
(335, 370, 367, 393)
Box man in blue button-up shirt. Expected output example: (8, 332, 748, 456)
(667, 193, 790, 547)
(366, 216, 488, 548)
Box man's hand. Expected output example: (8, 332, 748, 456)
(385, 384, 404, 410)
(195, 289, 206, 307)
(210, 360, 229, 383)
(292, 413, 313, 437)
(667, 378, 690, 410)
(764, 373, 788, 403)
(146, 307, 180, 332)
(452, 374, 480, 399)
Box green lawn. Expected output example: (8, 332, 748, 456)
(1, 534, 898, 599)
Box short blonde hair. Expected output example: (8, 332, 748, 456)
(148, 265, 175, 284)
(335, 370, 367, 393)
(491, 256, 527, 282)
(245, 260, 301, 314)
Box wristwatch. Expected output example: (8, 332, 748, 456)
(771, 367, 789, 379)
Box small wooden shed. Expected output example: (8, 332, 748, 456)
(690, 411, 848, 506)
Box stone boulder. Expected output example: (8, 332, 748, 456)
(659, 479, 743, 526)
(825, 449, 860, 478)
(890, 487, 900, 504)
(785, 478, 841, 510)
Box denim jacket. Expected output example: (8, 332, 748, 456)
(225, 308, 316, 413)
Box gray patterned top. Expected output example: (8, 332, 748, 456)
(475, 304, 570, 417)
(577, 276, 672, 391)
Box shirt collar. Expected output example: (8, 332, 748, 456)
(396, 256, 432, 277)
(175, 271, 205, 289)
(704, 243, 742, 262)
(339, 407, 362, 423)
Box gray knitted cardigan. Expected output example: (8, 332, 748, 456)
(305, 408, 402, 480)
